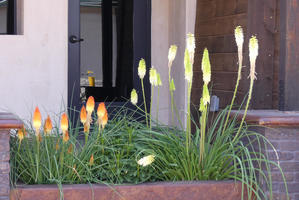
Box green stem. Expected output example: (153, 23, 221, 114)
(186, 82, 192, 154)
(141, 79, 149, 128)
(199, 105, 207, 165)
(157, 86, 160, 122)
(223, 50, 243, 135)
(150, 85, 154, 130)
(233, 75, 254, 142)
(59, 143, 65, 177)
(85, 132, 88, 146)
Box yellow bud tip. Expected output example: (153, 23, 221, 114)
(149, 67, 158, 86)
(234, 26, 244, 48)
(249, 35, 259, 80)
(137, 155, 155, 167)
(186, 33, 196, 55)
(168, 45, 178, 64)
(201, 48, 211, 85)
(130, 89, 138, 105)
(138, 58, 146, 79)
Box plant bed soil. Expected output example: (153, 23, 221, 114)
(10, 181, 248, 200)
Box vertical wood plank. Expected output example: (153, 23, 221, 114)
(244, 0, 275, 109)
(279, 0, 299, 111)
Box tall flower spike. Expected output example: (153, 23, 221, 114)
(138, 58, 146, 79)
(44, 115, 53, 135)
(86, 96, 95, 114)
(149, 67, 158, 86)
(235, 26, 244, 49)
(249, 36, 259, 80)
(168, 45, 178, 66)
(33, 107, 42, 135)
(137, 155, 155, 167)
(60, 113, 69, 133)
(201, 48, 211, 85)
(202, 84, 210, 106)
(97, 102, 107, 119)
(130, 89, 138, 105)
(80, 105, 87, 124)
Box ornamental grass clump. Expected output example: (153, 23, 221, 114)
(10, 26, 288, 200)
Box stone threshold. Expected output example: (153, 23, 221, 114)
(230, 110, 299, 127)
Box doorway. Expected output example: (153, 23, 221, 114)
(68, 0, 151, 112)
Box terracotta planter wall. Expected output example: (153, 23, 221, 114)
(11, 181, 246, 200)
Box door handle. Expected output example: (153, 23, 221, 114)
(69, 35, 84, 43)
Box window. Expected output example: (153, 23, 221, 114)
(0, 0, 16, 34)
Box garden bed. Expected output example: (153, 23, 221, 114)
(10, 181, 246, 200)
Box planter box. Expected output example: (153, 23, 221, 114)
(10, 181, 247, 200)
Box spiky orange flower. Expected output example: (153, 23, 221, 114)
(44, 115, 53, 135)
(80, 105, 87, 124)
(60, 113, 68, 133)
(17, 128, 24, 142)
(33, 107, 42, 134)
(63, 130, 69, 143)
(97, 102, 107, 119)
(89, 154, 94, 166)
(101, 112, 108, 129)
(86, 96, 95, 114)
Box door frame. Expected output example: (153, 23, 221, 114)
(68, 0, 151, 112)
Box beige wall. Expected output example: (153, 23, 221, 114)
(0, 0, 68, 120)
(0, 0, 196, 124)
(151, 0, 197, 126)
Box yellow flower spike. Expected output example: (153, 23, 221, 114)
(44, 115, 53, 135)
(97, 102, 107, 119)
(63, 130, 70, 143)
(89, 154, 94, 166)
(184, 49, 193, 82)
(138, 59, 146, 79)
(17, 128, 24, 142)
(199, 97, 205, 112)
(235, 26, 244, 50)
(86, 96, 95, 114)
(186, 33, 196, 55)
(157, 73, 162, 86)
(33, 107, 42, 136)
(80, 105, 87, 125)
(249, 36, 259, 80)
(137, 155, 155, 167)
(60, 113, 69, 133)
(170, 78, 176, 92)
(202, 84, 210, 106)
(130, 89, 138, 105)
(201, 48, 211, 85)
(168, 45, 178, 67)
(149, 67, 158, 86)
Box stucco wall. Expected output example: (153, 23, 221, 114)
(0, 0, 68, 120)
(151, 0, 197, 126)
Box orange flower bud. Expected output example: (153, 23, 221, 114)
(55, 140, 59, 150)
(67, 144, 73, 154)
(17, 128, 24, 142)
(97, 102, 107, 119)
(86, 96, 95, 114)
(44, 115, 53, 135)
(63, 130, 69, 143)
(80, 105, 87, 124)
(89, 154, 94, 166)
(84, 123, 89, 133)
(60, 113, 68, 133)
(33, 107, 42, 133)
(101, 112, 108, 129)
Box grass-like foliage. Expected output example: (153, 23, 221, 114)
(10, 26, 289, 200)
